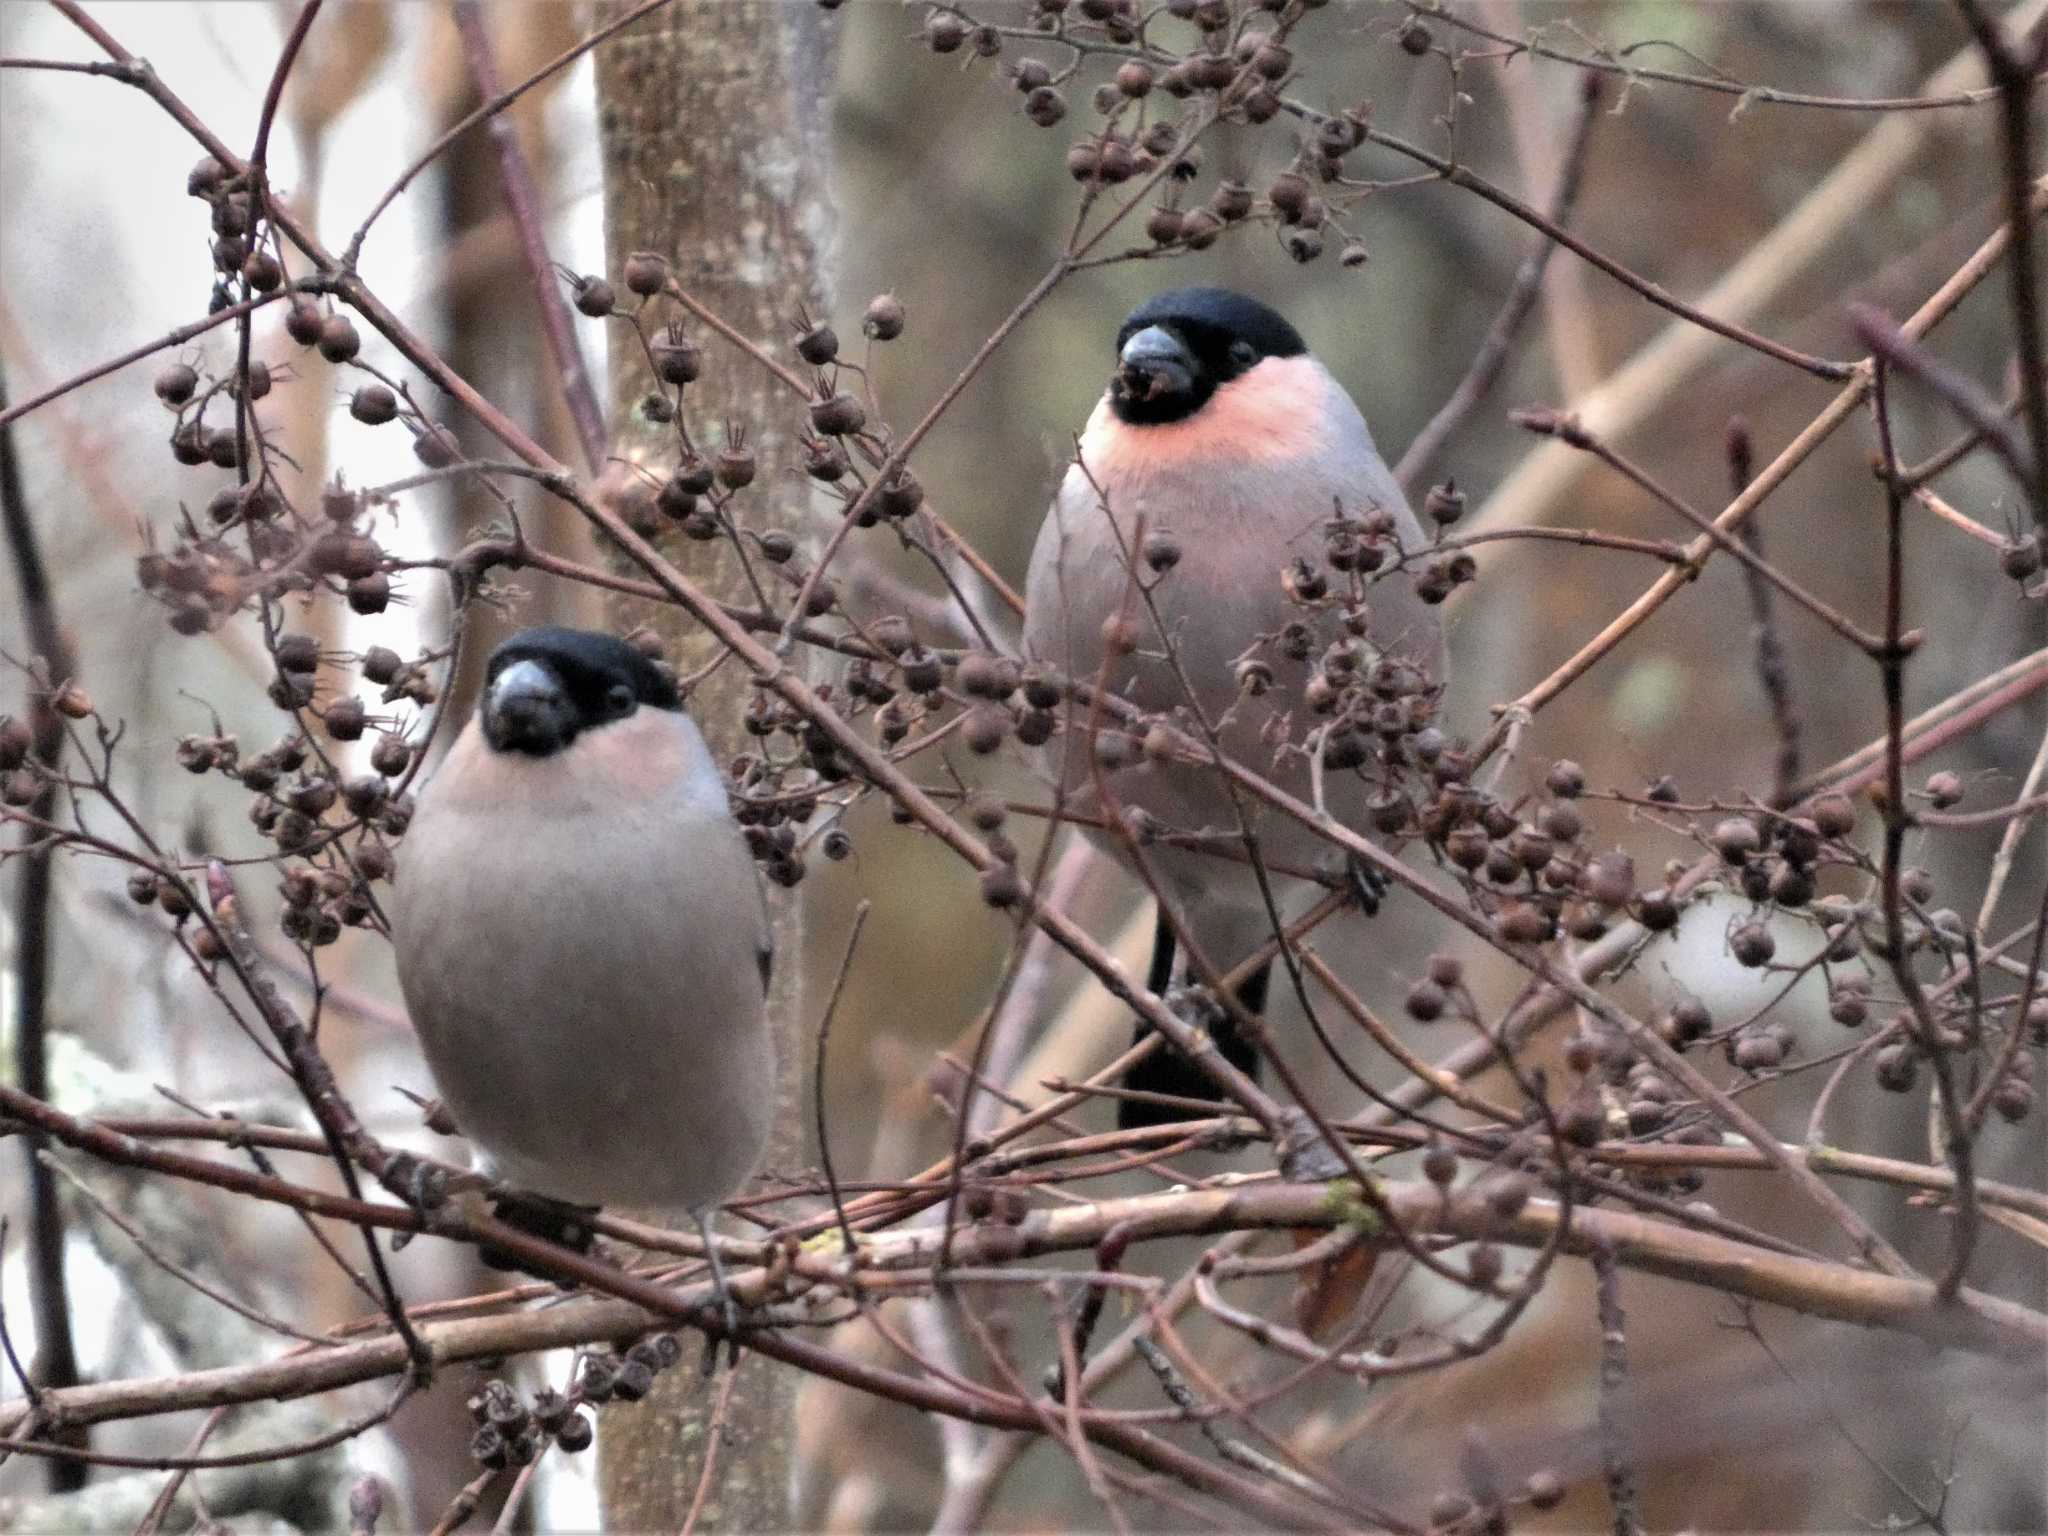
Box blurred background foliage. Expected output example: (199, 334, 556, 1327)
(2, 1, 2042, 1529)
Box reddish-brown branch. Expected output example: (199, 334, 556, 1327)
(1871, 364, 1978, 1301)
(0, 291, 284, 432)
(0, 369, 86, 1489)
(1952, 0, 2048, 531)
(450, 0, 608, 475)
(1395, 71, 1605, 490)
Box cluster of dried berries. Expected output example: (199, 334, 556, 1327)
(1425, 1457, 1566, 1535)
(465, 1333, 687, 1466)
(138, 399, 410, 635)
(186, 153, 285, 294)
(119, 636, 435, 953)
(568, 247, 905, 542)
(465, 1362, 608, 1468)
(0, 713, 43, 806)
(926, 0, 1393, 266)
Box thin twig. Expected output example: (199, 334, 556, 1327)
(1590, 1241, 1643, 1536)
(814, 900, 872, 1257)
(1473, 174, 2048, 764)
(1726, 416, 1803, 803)
(1395, 70, 1604, 489)
(1871, 364, 1979, 1301)
(450, 0, 606, 474)
(343, 0, 675, 265)
(1348, 119, 1854, 380)
(0, 366, 85, 1491)
(1849, 303, 2037, 493)
(678, 1359, 743, 1536)
(1952, 0, 2048, 531)
(39, 1151, 333, 1346)
(0, 291, 284, 431)
(1411, 3, 2016, 113)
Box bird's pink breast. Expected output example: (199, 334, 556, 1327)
(429, 709, 692, 814)
(1078, 355, 1331, 481)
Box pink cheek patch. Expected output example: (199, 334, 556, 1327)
(1080, 358, 1330, 480)
(567, 713, 688, 802)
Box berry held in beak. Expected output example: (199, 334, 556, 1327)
(1114, 324, 1196, 405)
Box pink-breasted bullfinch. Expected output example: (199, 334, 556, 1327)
(391, 626, 772, 1290)
(1022, 288, 1446, 1128)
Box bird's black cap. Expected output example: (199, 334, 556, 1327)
(1108, 287, 1307, 425)
(482, 627, 679, 755)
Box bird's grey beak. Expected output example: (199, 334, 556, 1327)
(483, 658, 575, 756)
(1115, 325, 1195, 402)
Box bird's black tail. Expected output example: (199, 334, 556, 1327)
(480, 1194, 600, 1277)
(1118, 910, 1269, 1130)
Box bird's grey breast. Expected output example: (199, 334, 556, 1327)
(391, 723, 772, 1211)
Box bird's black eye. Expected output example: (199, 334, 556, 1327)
(1228, 340, 1258, 371)
(605, 682, 636, 717)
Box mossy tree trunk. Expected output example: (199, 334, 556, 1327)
(593, 3, 835, 1530)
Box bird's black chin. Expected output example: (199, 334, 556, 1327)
(1114, 382, 1204, 430)
(483, 704, 578, 757)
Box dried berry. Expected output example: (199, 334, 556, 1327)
(1874, 1043, 1917, 1093)
(361, 646, 403, 686)
(1404, 980, 1447, 1022)
(154, 362, 199, 407)
(284, 298, 324, 346)
(1024, 85, 1067, 126)
(715, 442, 757, 490)
(1666, 996, 1712, 1044)
(1495, 902, 1554, 944)
(1424, 481, 1465, 526)
(572, 276, 616, 317)
(1466, 1242, 1503, 1289)
(622, 250, 669, 297)
(651, 326, 701, 386)
(243, 249, 283, 292)
(1731, 1030, 1783, 1071)
(963, 704, 1009, 755)
(2000, 533, 2042, 581)
(794, 319, 839, 366)
(1141, 529, 1182, 572)
(370, 733, 412, 777)
(1827, 985, 1868, 1027)
(863, 293, 906, 340)
(1810, 794, 1856, 838)
(316, 314, 361, 363)
(309, 532, 383, 581)
(1633, 888, 1679, 931)
(1175, 207, 1222, 250)
(1712, 816, 1762, 863)
(349, 383, 399, 426)
(1729, 921, 1775, 967)
(980, 863, 1024, 908)
(877, 468, 924, 520)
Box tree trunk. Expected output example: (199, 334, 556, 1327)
(593, 5, 834, 1529)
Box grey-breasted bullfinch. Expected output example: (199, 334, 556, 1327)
(391, 626, 772, 1293)
(1023, 288, 1445, 1129)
